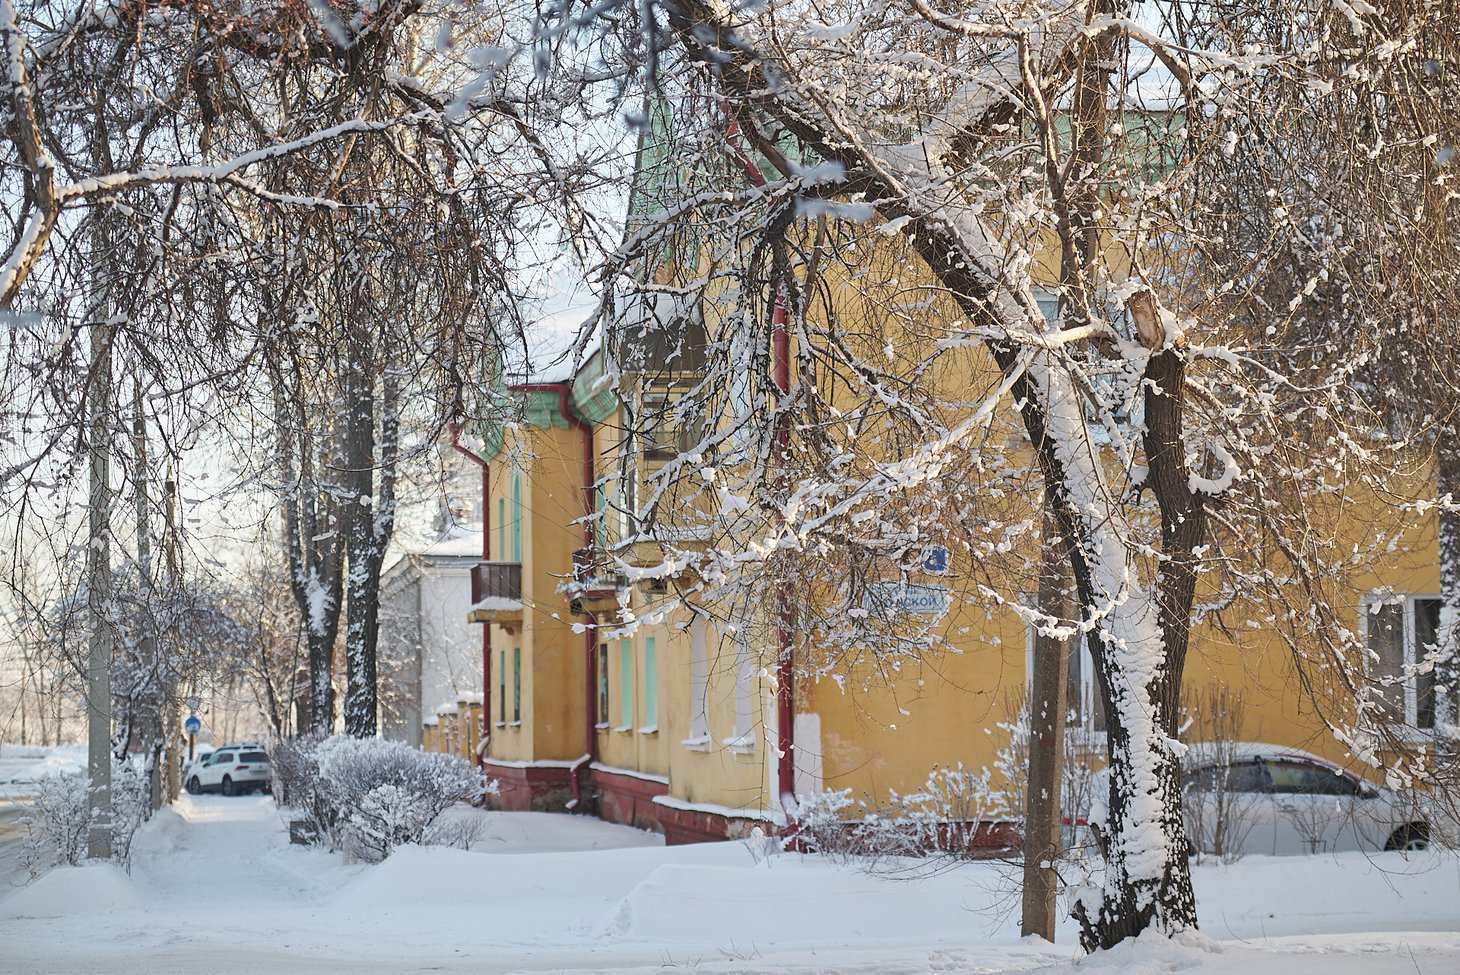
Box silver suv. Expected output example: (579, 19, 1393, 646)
(185, 744, 272, 796)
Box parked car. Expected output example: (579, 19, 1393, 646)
(185, 743, 272, 796)
(1086, 742, 1430, 857)
(1180, 742, 1429, 856)
(180, 747, 215, 783)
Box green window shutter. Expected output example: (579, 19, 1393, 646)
(498, 649, 506, 723)
(619, 640, 632, 728)
(644, 637, 657, 727)
(497, 499, 506, 561)
(513, 647, 521, 723)
(511, 466, 522, 563)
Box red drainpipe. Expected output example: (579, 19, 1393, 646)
(512, 382, 597, 810)
(725, 118, 799, 848)
(450, 424, 492, 769)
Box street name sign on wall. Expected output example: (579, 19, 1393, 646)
(864, 582, 951, 616)
(921, 545, 950, 574)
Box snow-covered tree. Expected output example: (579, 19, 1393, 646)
(549, 0, 1457, 948)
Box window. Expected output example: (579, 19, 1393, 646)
(1025, 624, 1106, 735)
(619, 640, 633, 729)
(497, 498, 506, 560)
(688, 616, 709, 742)
(643, 637, 658, 728)
(597, 642, 610, 726)
(498, 649, 506, 724)
(1267, 760, 1364, 797)
(1363, 595, 1438, 730)
(727, 623, 754, 749)
(510, 463, 522, 563)
(512, 647, 521, 724)
(1184, 760, 1270, 794)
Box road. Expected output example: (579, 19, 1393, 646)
(0, 798, 31, 890)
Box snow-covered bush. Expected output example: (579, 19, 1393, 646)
(790, 788, 858, 860)
(19, 758, 150, 877)
(269, 733, 324, 809)
(278, 735, 493, 862)
(794, 765, 1013, 865)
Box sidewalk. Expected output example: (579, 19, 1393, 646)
(1, 793, 1457, 975)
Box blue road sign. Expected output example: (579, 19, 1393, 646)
(921, 545, 949, 575)
(184, 715, 201, 736)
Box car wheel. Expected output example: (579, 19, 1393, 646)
(221, 776, 235, 797)
(186, 776, 201, 795)
(1387, 823, 1429, 851)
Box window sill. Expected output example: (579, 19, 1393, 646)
(722, 732, 756, 755)
(494, 722, 506, 729)
(508, 721, 522, 728)
(681, 734, 711, 752)
(595, 722, 611, 731)
(613, 725, 634, 734)
(637, 725, 659, 736)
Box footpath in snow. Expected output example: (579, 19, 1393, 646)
(0, 793, 1457, 974)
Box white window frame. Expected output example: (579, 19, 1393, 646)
(683, 614, 711, 749)
(1024, 622, 1106, 739)
(1360, 593, 1439, 732)
(723, 618, 755, 753)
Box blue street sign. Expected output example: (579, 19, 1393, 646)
(184, 715, 202, 736)
(921, 545, 949, 575)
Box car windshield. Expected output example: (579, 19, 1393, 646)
(240, 752, 269, 763)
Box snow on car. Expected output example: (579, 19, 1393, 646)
(184, 744, 272, 797)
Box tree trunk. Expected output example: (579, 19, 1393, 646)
(1436, 436, 1460, 740)
(342, 330, 398, 738)
(274, 360, 345, 736)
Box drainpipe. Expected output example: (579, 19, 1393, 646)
(450, 425, 492, 770)
(512, 382, 596, 811)
(725, 118, 799, 848)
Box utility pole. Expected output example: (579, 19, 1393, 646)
(1022, 513, 1071, 939)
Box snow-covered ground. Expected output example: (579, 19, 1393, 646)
(0, 744, 85, 799)
(1, 787, 1456, 975)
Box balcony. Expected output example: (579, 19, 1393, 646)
(562, 547, 627, 618)
(610, 292, 708, 378)
(467, 561, 524, 632)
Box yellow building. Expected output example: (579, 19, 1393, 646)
(435, 105, 1442, 844)
(436, 273, 1440, 846)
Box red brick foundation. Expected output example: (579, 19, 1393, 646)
(482, 760, 575, 812)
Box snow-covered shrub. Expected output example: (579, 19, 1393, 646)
(269, 733, 325, 811)
(790, 788, 858, 860)
(19, 758, 150, 877)
(795, 766, 1013, 865)
(19, 772, 89, 873)
(886, 763, 1011, 856)
(280, 734, 492, 862)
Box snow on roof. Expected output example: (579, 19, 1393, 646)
(419, 524, 485, 559)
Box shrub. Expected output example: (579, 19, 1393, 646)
(277, 735, 493, 862)
(20, 758, 150, 877)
